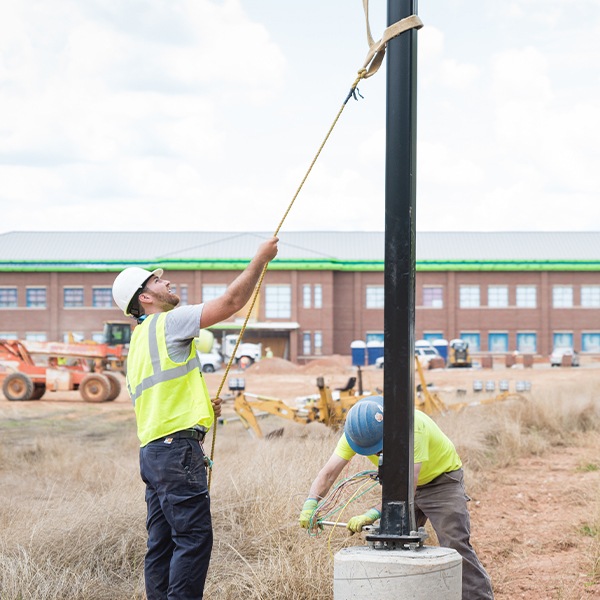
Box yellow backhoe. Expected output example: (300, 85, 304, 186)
(229, 375, 364, 438)
(223, 358, 527, 438)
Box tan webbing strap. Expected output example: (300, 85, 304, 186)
(361, 0, 423, 79)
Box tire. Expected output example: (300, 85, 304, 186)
(30, 384, 46, 400)
(80, 374, 111, 402)
(104, 373, 122, 401)
(3, 373, 35, 401)
(202, 364, 215, 373)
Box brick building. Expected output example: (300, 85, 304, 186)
(0, 231, 598, 362)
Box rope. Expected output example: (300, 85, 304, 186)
(206, 7, 423, 491)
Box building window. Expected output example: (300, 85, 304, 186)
(460, 332, 480, 353)
(179, 285, 189, 305)
(26, 332, 47, 342)
(303, 332, 311, 355)
(0, 287, 18, 308)
(553, 332, 573, 349)
(64, 332, 85, 342)
(488, 332, 509, 352)
(488, 285, 508, 308)
(314, 331, 323, 355)
(517, 333, 537, 353)
(169, 284, 189, 306)
(303, 284, 323, 309)
(92, 332, 105, 343)
(423, 286, 443, 308)
(552, 285, 573, 308)
(581, 286, 600, 308)
(366, 285, 384, 309)
(366, 332, 384, 344)
(265, 285, 291, 318)
(26, 287, 47, 308)
(459, 285, 480, 308)
(64, 287, 84, 308)
(302, 284, 311, 309)
(582, 333, 600, 353)
(0, 332, 17, 339)
(202, 284, 227, 302)
(423, 332, 444, 342)
(92, 288, 113, 308)
(314, 284, 322, 309)
(516, 285, 536, 308)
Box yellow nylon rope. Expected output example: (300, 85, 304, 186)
(206, 11, 423, 490)
(207, 69, 368, 490)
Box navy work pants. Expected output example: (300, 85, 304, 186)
(140, 437, 213, 600)
(415, 468, 494, 600)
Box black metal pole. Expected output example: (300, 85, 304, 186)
(367, 0, 418, 546)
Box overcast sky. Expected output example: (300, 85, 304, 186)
(0, 0, 598, 234)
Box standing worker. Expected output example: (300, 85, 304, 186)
(112, 237, 278, 600)
(299, 397, 494, 600)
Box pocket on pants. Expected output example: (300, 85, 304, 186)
(180, 440, 208, 488)
(166, 490, 212, 533)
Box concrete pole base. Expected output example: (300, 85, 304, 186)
(334, 545, 462, 600)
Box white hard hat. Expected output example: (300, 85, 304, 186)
(112, 267, 163, 316)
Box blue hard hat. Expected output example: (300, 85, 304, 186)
(344, 396, 384, 456)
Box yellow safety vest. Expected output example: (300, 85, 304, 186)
(126, 312, 213, 446)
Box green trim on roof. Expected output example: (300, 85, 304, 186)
(0, 259, 599, 273)
(0, 259, 385, 272)
(417, 260, 600, 272)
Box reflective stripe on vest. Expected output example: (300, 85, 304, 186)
(127, 315, 201, 406)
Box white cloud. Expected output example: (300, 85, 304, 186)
(419, 26, 480, 90)
(0, 0, 286, 221)
(0, 0, 598, 234)
(419, 141, 485, 187)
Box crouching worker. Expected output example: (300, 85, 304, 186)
(112, 237, 278, 600)
(299, 397, 494, 600)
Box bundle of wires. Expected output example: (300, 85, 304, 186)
(308, 469, 379, 536)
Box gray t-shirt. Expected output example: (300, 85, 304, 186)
(164, 304, 204, 363)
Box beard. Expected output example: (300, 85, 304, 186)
(149, 289, 180, 311)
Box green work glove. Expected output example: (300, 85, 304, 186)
(299, 498, 318, 529)
(347, 508, 381, 533)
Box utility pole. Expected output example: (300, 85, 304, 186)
(366, 0, 420, 548)
(334, 3, 463, 596)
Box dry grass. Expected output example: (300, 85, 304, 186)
(0, 387, 598, 599)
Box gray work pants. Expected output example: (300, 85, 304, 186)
(415, 469, 494, 600)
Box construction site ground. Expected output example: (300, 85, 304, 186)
(2, 355, 600, 598)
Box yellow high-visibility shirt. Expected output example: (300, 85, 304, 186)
(334, 409, 462, 486)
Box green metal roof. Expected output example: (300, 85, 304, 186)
(0, 231, 599, 272)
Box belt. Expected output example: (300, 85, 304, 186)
(156, 427, 207, 443)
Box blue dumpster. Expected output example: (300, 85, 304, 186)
(366, 341, 384, 365)
(350, 340, 367, 366)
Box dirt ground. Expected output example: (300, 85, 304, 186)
(3, 355, 600, 599)
(216, 357, 600, 598)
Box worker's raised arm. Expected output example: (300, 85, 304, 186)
(200, 237, 278, 328)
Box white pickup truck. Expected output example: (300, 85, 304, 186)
(198, 352, 223, 373)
